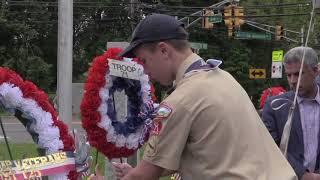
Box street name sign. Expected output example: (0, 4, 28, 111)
(235, 31, 272, 40)
(208, 13, 223, 23)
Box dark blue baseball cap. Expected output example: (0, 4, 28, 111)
(119, 14, 188, 57)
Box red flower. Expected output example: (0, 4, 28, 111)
(0, 67, 78, 179)
(0, 67, 24, 85)
(81, 48, 147, 159)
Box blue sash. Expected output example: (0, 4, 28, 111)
(185, 59, 222, 74)
(166, 59, 222, 95)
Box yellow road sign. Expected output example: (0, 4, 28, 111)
(249, 69, 266, 79)
(272, 50, 284, 62)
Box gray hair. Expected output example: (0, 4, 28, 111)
(283, 46, 319, 67)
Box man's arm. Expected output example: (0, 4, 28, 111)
(262, 98, 280, 144)
(287, 153, 309, 180)
(262, 98, 308, 179)
(122, 160, 164, 180)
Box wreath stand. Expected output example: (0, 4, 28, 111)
(0, 116, 13, 160)
(104, 44, 138, 180)
(0, 115, 50, 180)
(105, 91, 136, 180)
(103, 56, 151, 180)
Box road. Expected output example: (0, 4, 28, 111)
(0, 115, 85, 143)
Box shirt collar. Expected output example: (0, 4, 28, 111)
(297, 86, 320, 104)
(174, 53, 202, 86)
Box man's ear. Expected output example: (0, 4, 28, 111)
(158, 42, 169, 55)
(314, 64, 320, 75)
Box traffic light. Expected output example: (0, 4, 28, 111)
(224, 5, 233, 37)
(223, 5, 233, 25)
(224, 18, 233, 27)
(202, 9, 214, 29)
(275, 25, 284, 40)
(228, 27, 233, 37)
(234, 6, 244, 17)
(234, 6, 245, 28)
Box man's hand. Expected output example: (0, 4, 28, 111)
(112, 160, 163, 180)
(112, 162, 133, 180)
(302, 172, 320, 180)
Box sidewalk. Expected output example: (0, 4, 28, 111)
(0, 114, 84, 143)
(0, 113, 82, 123)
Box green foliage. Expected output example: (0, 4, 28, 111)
(0, 143, 39, 160)
(2, 48, 53, 91)
(223, 43, 251, 89)
(0, 0, 319, 107)
(0, 3, 54, 91)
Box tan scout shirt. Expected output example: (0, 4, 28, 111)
(143, 53, 297, 180)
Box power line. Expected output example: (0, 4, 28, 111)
(6, 1, 141, 4)
(5, 12, 317, 20)
(141, 3, 311, 17)
(4, 1, 311, 10)
(244, 2, 310, 8)
(7, 4, 126, 8)
(2, 1, 316, 27)
(160, 2, 310, 10)
(245, 12, 319, 18)
(154, 12, 318, 18)
(4, 11, 126, 15)
(7, 1, 307, 7)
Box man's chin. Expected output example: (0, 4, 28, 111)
(298, 91, 307, 98)
(160, 82, 173, 86)
(292, 88, 303, 93)
(159, 80, 173, 86)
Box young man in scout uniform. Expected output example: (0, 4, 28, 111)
(106, 14, 298, 180)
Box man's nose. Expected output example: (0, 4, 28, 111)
(143, 67, 151, 77)
(142, 64, 149, 74)
(288, 75, 298, 85)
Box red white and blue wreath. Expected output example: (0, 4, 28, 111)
(81, 48, 157, 159)
(0, 67, 78, 179)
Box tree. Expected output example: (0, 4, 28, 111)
(0, 14, 53, 91)
(0, 0, 318, 106)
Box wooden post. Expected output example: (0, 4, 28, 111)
(57, 0, 73, 127)
(105, 90, 129, 180)
(37, 148, 48, 180)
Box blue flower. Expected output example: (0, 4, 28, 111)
(107, 77, 153, 137)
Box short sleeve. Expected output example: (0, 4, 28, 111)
(143, 101, 192, 171)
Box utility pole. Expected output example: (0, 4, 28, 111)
(1, 0, 6, 17)
(301, 26, 304, 46)
(313, 0, 320, 8)
(130, 0, 135, 32)
(57, 0, 73, 128)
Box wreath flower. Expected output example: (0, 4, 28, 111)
(81, 48, 157, 159)
(0, 67, 77, 180)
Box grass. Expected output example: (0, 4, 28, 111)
(0, 109, 12, 116)
(0, 143, 38, 160)
(0, 143, 172, 180)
